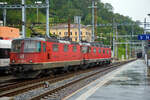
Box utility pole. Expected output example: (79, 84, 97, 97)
(0, 2, 7, 26)
(78, 16, 81, 42)
(67, 0, 71, 39)
(46, 0, 50, 38)
(112, 18, 116, 60)
(143, 18, 148, 66)
(94, 2, 97, 40)
(126, 42, 128, 59)
(68, 18, 71, 38)
(92, 0, 95, 42)
(130, 24, 134, 58)
(143, 18, 146, 56)
(116, 24, 118, 59)
(3, 8, 6, 26)
(88, 0, 96, 42)
(35, 1, 42, 23)
(142, 18, 148, 67)
(22, 0, 26, 38)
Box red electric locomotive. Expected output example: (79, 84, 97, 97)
(10, 37, 111, 78)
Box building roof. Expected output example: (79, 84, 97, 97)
(51, 23, 91, 30)
(0, 26, 20, 39)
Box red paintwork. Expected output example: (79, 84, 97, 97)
(84, 47, 111, 60)
(10, 39, 111, 65)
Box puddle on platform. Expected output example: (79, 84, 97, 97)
(88, 60, 150, 100)
(105, 60, 150, 86)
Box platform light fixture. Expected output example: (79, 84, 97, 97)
(35, 1, 42, 23)
(0, 2, 7, 26)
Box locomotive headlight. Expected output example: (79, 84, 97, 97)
(29, 60, 32, 63)
(12, 60, 15, 63)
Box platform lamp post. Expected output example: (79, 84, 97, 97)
(0, 2, 7, 26)
(22, 0, 26, 38)
(146, 14, 150, 76)
(35, 1, 42, 23)
(147, 14, 150, 67)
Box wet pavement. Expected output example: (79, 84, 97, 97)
(66, 60, 150, 100)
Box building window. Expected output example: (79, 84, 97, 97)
(64, 45, 68, 52)
(52, 44, 58, 52)
(75, 32, 77, 35)
(59, 32, 61, 35)
(64, 32, 68, 36)
(86, 32, 88, 35)
(93, 48, 96, 53)
(73, 45, 77, 52)
(75, 38, 77, 41)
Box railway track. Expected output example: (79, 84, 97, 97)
(0, 75, 18, 88)
(0, 59, 135, 100)
(30, 60, 134, 100)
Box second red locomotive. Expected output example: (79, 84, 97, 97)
(10, 37, 111, 78)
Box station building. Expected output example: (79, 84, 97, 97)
(0, 26, 20, 39)
(50, 24, 92, 42)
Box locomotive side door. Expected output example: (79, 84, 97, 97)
(81, 46, 89, 63)
(42, 42, 47, 62)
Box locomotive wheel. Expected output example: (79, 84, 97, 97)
(14, 71, 42, 79)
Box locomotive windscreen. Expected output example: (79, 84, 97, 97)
(12, 40, 41, 53)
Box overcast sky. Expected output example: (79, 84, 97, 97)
(101, 0, 150, 22)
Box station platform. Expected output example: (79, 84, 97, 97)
(64, 60, 150, 100)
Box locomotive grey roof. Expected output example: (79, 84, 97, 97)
(13, 37, 46, 41)
(12, 37, 110, 48)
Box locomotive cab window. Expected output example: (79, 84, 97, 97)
(12, 40, 41, 53)
(24, 40, 41, 52)
(52, 44, 58, 52)
(64, 45, 68, 52)
(12, 40, 22, 52)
